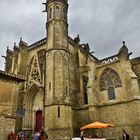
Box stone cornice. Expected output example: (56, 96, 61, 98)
(46, 48, 70, 54)
(93, 96, 140, 107)
(0, 114, 17, 119)
(46, 0, 68, 7)
(72, 96, 140, 110)
(0, 70, 25, 82)
(28, 37, 47, 51)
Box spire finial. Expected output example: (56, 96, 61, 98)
(122, 41, 125, 46)
(20, 37, 22, 41)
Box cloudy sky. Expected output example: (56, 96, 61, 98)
(0, 0, 140, 70)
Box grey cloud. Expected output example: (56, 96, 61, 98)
(69, 0, 140, 59)
(0, 0, 140, 70)
(0, 0, 45, 70)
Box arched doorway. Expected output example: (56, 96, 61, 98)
(22, 84, 44, 133)
(35, 111, 42, 132)
(33, 88, 44, 132)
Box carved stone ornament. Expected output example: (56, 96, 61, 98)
(27, 54, 42, 88)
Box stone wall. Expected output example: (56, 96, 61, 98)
(71, 99, 140, 139)
(99, 99, 140, 139)
(0, 73, 24, 139)
(131, 57, 140, 89)
(0, 79, 19, 116)
(44, 105, 73, 140)
(0, 115, 16, 140)
(72, 108, 89, 137)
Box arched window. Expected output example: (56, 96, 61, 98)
(55, 6, 60, 18)
(100, 68, 122, 100)
(49, 8, 52, 19)
(56, 6, 59, 9)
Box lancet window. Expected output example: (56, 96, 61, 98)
(83, 75, 88, 104)
(55, 6, 61, 18)
(49, 8, 52, 19)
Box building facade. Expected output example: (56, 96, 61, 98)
(1, 0, 140, 139)
(0, 70, 24, 140)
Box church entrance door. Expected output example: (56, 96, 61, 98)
(35, 111, 42, 131)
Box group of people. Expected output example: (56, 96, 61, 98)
(80, 129, 130, 140)
(8, 128, 48, 140)
(9, 130, 31, 140)
(33, 128, 48, 140)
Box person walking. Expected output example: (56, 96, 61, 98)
(122, 129, 130, 140)
(80, 131, 84, 140)
(39, 128, 48, 140)
(15, 132, 19, 140)
(9, 131, 15, 140)
(21, 132, 25, 140)
(34, 131, 40, 140)
(18, 131, 22, 140)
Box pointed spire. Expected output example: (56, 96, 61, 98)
(19, 37, 28, 47)
(122, 41, 132, 57)
(119, 40, 128, 53)
(74, 34, 80, 44)
(85, 43, 90, 52)
(6, 46, 12, 53)
(13, 42, 19, 50)
(118, 41, 129, 60)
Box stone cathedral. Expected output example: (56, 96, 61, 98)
(0, 0, 140, 140)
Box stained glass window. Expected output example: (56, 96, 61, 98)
(100, 68, 122, 100)
(108, 87, 116, 100)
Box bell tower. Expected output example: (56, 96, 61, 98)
(45, 0, 68, 50)
(43, 0, 73, 139)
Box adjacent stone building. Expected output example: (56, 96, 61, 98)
(0, 70, 24, 140)
(1, 0, 140, 139)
